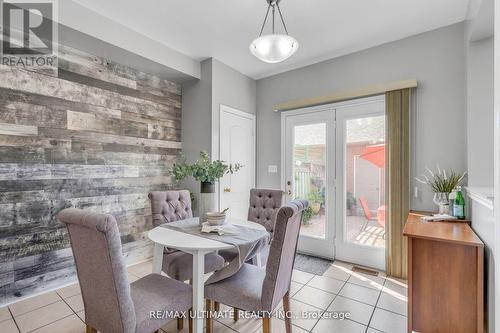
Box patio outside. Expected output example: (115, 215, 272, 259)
(294, 116, 386, 248)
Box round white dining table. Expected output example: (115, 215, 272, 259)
(148, 218, 267, 333)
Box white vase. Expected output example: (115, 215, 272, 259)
(198, 182, 217, 223)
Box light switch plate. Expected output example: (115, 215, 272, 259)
(268, 165, 278, 173)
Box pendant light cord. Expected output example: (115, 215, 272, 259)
(258, 0, 290, 37)
(258, 3, 271, 36)
(276, 3, 289, 35)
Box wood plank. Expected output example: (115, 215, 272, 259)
(0, 123, 37, 136)
(38, 127, 182, 149)
(0, 67, 181, 118)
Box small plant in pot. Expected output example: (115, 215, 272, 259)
(415, 166, 466, 215)
(308, 188, 324, 214)
(170, 151, 242, 221)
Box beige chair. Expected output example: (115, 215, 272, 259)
(59, 208, 192, 333)
(205, 200, 308, 333)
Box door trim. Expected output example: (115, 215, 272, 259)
(218, 104, 256, 211)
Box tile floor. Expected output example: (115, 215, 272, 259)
(0, 259, 407, 333)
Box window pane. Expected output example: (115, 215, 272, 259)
(293, 123, 327, 239)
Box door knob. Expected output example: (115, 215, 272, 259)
(224, 187, 231, 192)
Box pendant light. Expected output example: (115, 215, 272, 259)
(249, 0, 298, 63)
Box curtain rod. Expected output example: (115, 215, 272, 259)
(273, 79, 418, 112)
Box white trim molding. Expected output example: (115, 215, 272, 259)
(466, 187, 494, 211)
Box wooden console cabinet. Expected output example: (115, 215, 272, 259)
(403, 212, 484, 333)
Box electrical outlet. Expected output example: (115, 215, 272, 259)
(268, 165, 278, 173)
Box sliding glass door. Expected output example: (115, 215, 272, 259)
(282, 96, 386, 269)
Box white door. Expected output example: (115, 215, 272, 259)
(335, 98, 386, 271)
(282, 107, 336, 259)
(219, 105, 255, 221)
(282, 96, 386, 269)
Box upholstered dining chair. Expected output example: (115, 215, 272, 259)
(148, 190, 225, 329)
(219, 188, 284, 265)
(58, 208, 192, 333)
(204, 200, 308, 333)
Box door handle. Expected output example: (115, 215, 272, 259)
(224, 187, 231, 192)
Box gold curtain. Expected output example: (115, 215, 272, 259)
(385, 89, 411, 279)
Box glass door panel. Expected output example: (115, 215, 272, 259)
(336, 98, 386, 270)
(292, 123, 327, 238)
(283, 108, 335, 259)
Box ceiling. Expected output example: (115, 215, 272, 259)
(71, 0, 471, 79)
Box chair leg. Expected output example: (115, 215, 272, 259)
(85, 325, 97, 333)
(233, 307, 239, 322)
(177, 317, 184, 330)
(206, 299, 213, 333)
(188, 308, 193, 333)
(214, 301, 220, 312)
(283, 292, 292, 333)
(262, 316, 271, 333)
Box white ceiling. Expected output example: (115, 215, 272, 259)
(72, 0, 471, 79)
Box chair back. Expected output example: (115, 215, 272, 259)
(359, 197, 373, 220)
(247, 188, 284, 232)
(149, 190, 193, 226)
(261, 199, 308, 311)
(58, 208, 136, 333)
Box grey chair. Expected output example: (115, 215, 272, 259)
(149, 190, 225, 329)
(204, 200, 308, 333)
(148, 190, 225, 281)
(58, 208, 192, 333)
(219, 188, 284, 265)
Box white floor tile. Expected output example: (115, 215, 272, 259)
(56, 284, 81, 299)
(65, 294, 84, 313)
(292, 285, 335, 310)
(328, 295, 374, 326)
(348, 272, 385, 290)
(291, 269, 315, 284)
(384, 277, 408, 297)
(30, 314, 85, 333)
(9, 292, 61, 317)
(284, 299, 322, 331)
(15, 301, 73, 333)
(323, 265, 352, 281)
(307, 275, 345, 294)
(312, 318, 366, 333)
(377, 288, 407, 316)
(0, 319, 19, 333)
(339, 283, 380, 306)
(369, 307, 407, 333)
(0, 306, 12, 322)
(289, 281, 304, 296)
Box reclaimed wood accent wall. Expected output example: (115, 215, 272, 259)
(0, 45, 182, 304)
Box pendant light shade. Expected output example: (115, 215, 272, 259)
(250, 0, 298, 63)
(250, 34, 298, 64)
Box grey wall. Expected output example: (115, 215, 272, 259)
(256, 23, 467, 211)
(211, 59, 257, 159)
(466, 36, 494, 186)
(181, 58, 256, 211)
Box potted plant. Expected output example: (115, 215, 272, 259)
(308, 188, 324, 214)
(415, 166, 466, 214)
(346, 191, 356, 216)
(170, 151, 242, 220)
(302, 206, 314, 225)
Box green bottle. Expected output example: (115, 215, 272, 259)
(453, 187, 465, 219)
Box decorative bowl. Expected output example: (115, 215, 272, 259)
(205, 212, 227, 226)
